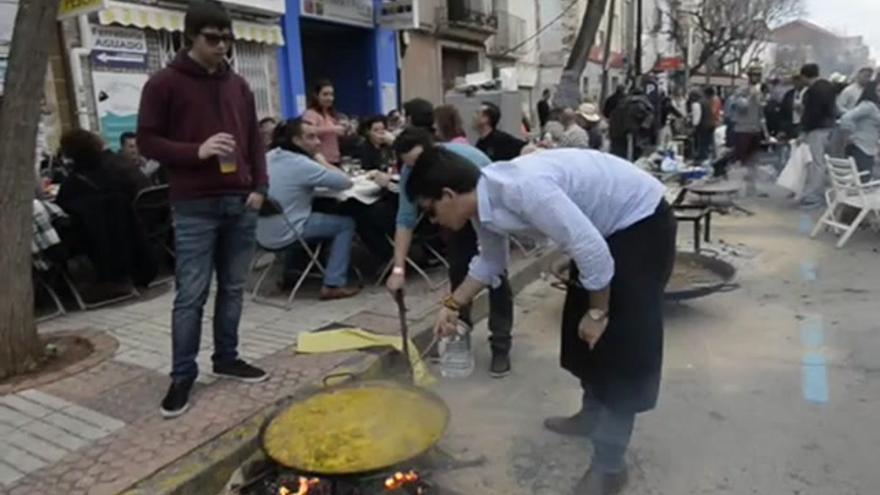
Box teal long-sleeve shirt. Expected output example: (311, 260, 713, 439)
(396, 142, 492, 229)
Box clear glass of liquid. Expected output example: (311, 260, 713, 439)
(219, 151, 237, 175)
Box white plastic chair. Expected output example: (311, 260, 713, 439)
(251, 198, 325, 309)
(810, 155, 880, 248)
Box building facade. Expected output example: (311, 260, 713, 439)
(770, 20, 874, 79)
(278, 0, 399, 119)
(57, 0, 286, 150)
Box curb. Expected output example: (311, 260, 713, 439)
(121, 247, 562, 495)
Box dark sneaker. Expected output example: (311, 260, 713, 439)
(489, 353, 511, 378)
(160, 379, 195, 419)
(213, 359, 269, 383)
(544, 411, 595, 437)
(572, 468, 628, 495)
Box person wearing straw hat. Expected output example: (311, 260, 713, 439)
(577, 103, 604, 150)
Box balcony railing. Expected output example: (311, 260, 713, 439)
(488, 10, 526, 58)
(436, 0, 498, 41)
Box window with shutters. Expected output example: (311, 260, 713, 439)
(149, 30, 278, 118)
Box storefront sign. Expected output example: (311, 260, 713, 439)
(58, 0, 107, 20)
(90, 50, 148, 70)
(92, 71, 148, 151)
(301, 0, 374, 28)
(91, 25, 147, 54)
(378, 0, 419, 31)
(221, 0, 285, 15)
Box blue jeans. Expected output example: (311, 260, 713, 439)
(285, 212, 354, 288)
(171, 196, 257, 382)
(581, 381, 636, 474)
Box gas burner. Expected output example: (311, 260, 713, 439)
(238, 465, 432, 495)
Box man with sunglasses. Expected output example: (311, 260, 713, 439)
(138, 0, 269, 418)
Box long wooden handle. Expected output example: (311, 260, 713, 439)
(393, 290, 410, 368)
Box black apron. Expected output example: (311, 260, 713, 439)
(560, 200, 677, 414)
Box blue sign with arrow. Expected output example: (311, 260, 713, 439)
(90, 50, 147, 71)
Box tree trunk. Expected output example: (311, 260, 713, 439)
(599, 0, 617, 104)
(0, 0, 60, 380)
(556, 0, 609, 109)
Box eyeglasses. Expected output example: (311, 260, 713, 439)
(200, 31, 235, 46)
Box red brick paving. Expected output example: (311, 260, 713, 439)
(0, 347, 352, 495)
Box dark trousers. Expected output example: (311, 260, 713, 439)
(846, 144, 876, 178)
(170, 196, 257, 382)
(694, 127, 714, 161)
(580, 379, 635, 474)
(446, 222, 514, 354)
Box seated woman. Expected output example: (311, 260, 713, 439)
(433, 104, 469, 144)
(256, 118, 361, 301)
(357, 115, 395, 171)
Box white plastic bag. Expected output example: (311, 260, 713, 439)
(777, 142, 810, 198)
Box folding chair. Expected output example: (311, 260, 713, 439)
(811, 155, 880, 248)
(133, 185, 174, 286)
(33, 269, 66, 323)
(252, 198, 326, 309)
(375, 213, 449, 291)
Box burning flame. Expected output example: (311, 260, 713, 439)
(278, 477, 320, 495)
(384, 470, 420, 491)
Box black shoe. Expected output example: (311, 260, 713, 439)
(213, 359, 269, 383)
(572, 468, 628, 495)
(544, 411, 595, 437)
(489, 353, 511, 378)
(160, 379, 195, 419)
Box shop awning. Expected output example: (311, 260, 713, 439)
(98, 1, 284, 46)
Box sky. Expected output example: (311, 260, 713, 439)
(806, 0, 880, 63)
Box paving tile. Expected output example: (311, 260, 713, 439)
(80, 372, 167, 424)
(18, 390, 71, 410)
(22, 420, 89, 451)
(0, 443, 47, 472)
(0, 461, 24, 487)
(40, 361, 148, 403)
(0, 395, 53, 419)
(0, 405, 32, 427)
(62, 404, 125, 432)
(6, 431, 70, 462)
(42, 412, 108, 441)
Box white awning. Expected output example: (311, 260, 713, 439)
(98, 1, 284, 46)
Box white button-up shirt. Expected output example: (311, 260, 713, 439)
(468, 149, 666, 290)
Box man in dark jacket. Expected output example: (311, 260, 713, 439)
(138, 0, 269, 418)
(603, 85, 625, 119)
(474, 101, 527, 161)
(537, 88, 552, 130)
(799, 63, 837, 208)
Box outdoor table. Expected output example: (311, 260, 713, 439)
(315, 174, 386, 205)
(681, 179, 754, 216)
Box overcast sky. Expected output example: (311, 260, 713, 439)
(806, 0, 880, 63)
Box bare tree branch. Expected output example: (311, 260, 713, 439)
(661, 0, 803, 75)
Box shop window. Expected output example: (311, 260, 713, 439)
(231, 42, 276, 119)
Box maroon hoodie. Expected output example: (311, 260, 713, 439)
(137, 51, 268, 201)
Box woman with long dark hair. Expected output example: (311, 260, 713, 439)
(433, 104, 468, 144)
(839, 80, 880, 177)
(303, 79, 347, 165)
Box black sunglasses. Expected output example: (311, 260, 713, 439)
(200, 31, 235, 46)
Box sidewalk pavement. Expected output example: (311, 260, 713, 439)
(0, 248, 553, 495)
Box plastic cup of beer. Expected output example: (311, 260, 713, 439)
(219, 152, 237, 174)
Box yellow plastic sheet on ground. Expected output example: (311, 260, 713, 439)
(296, 328, 436, 387)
